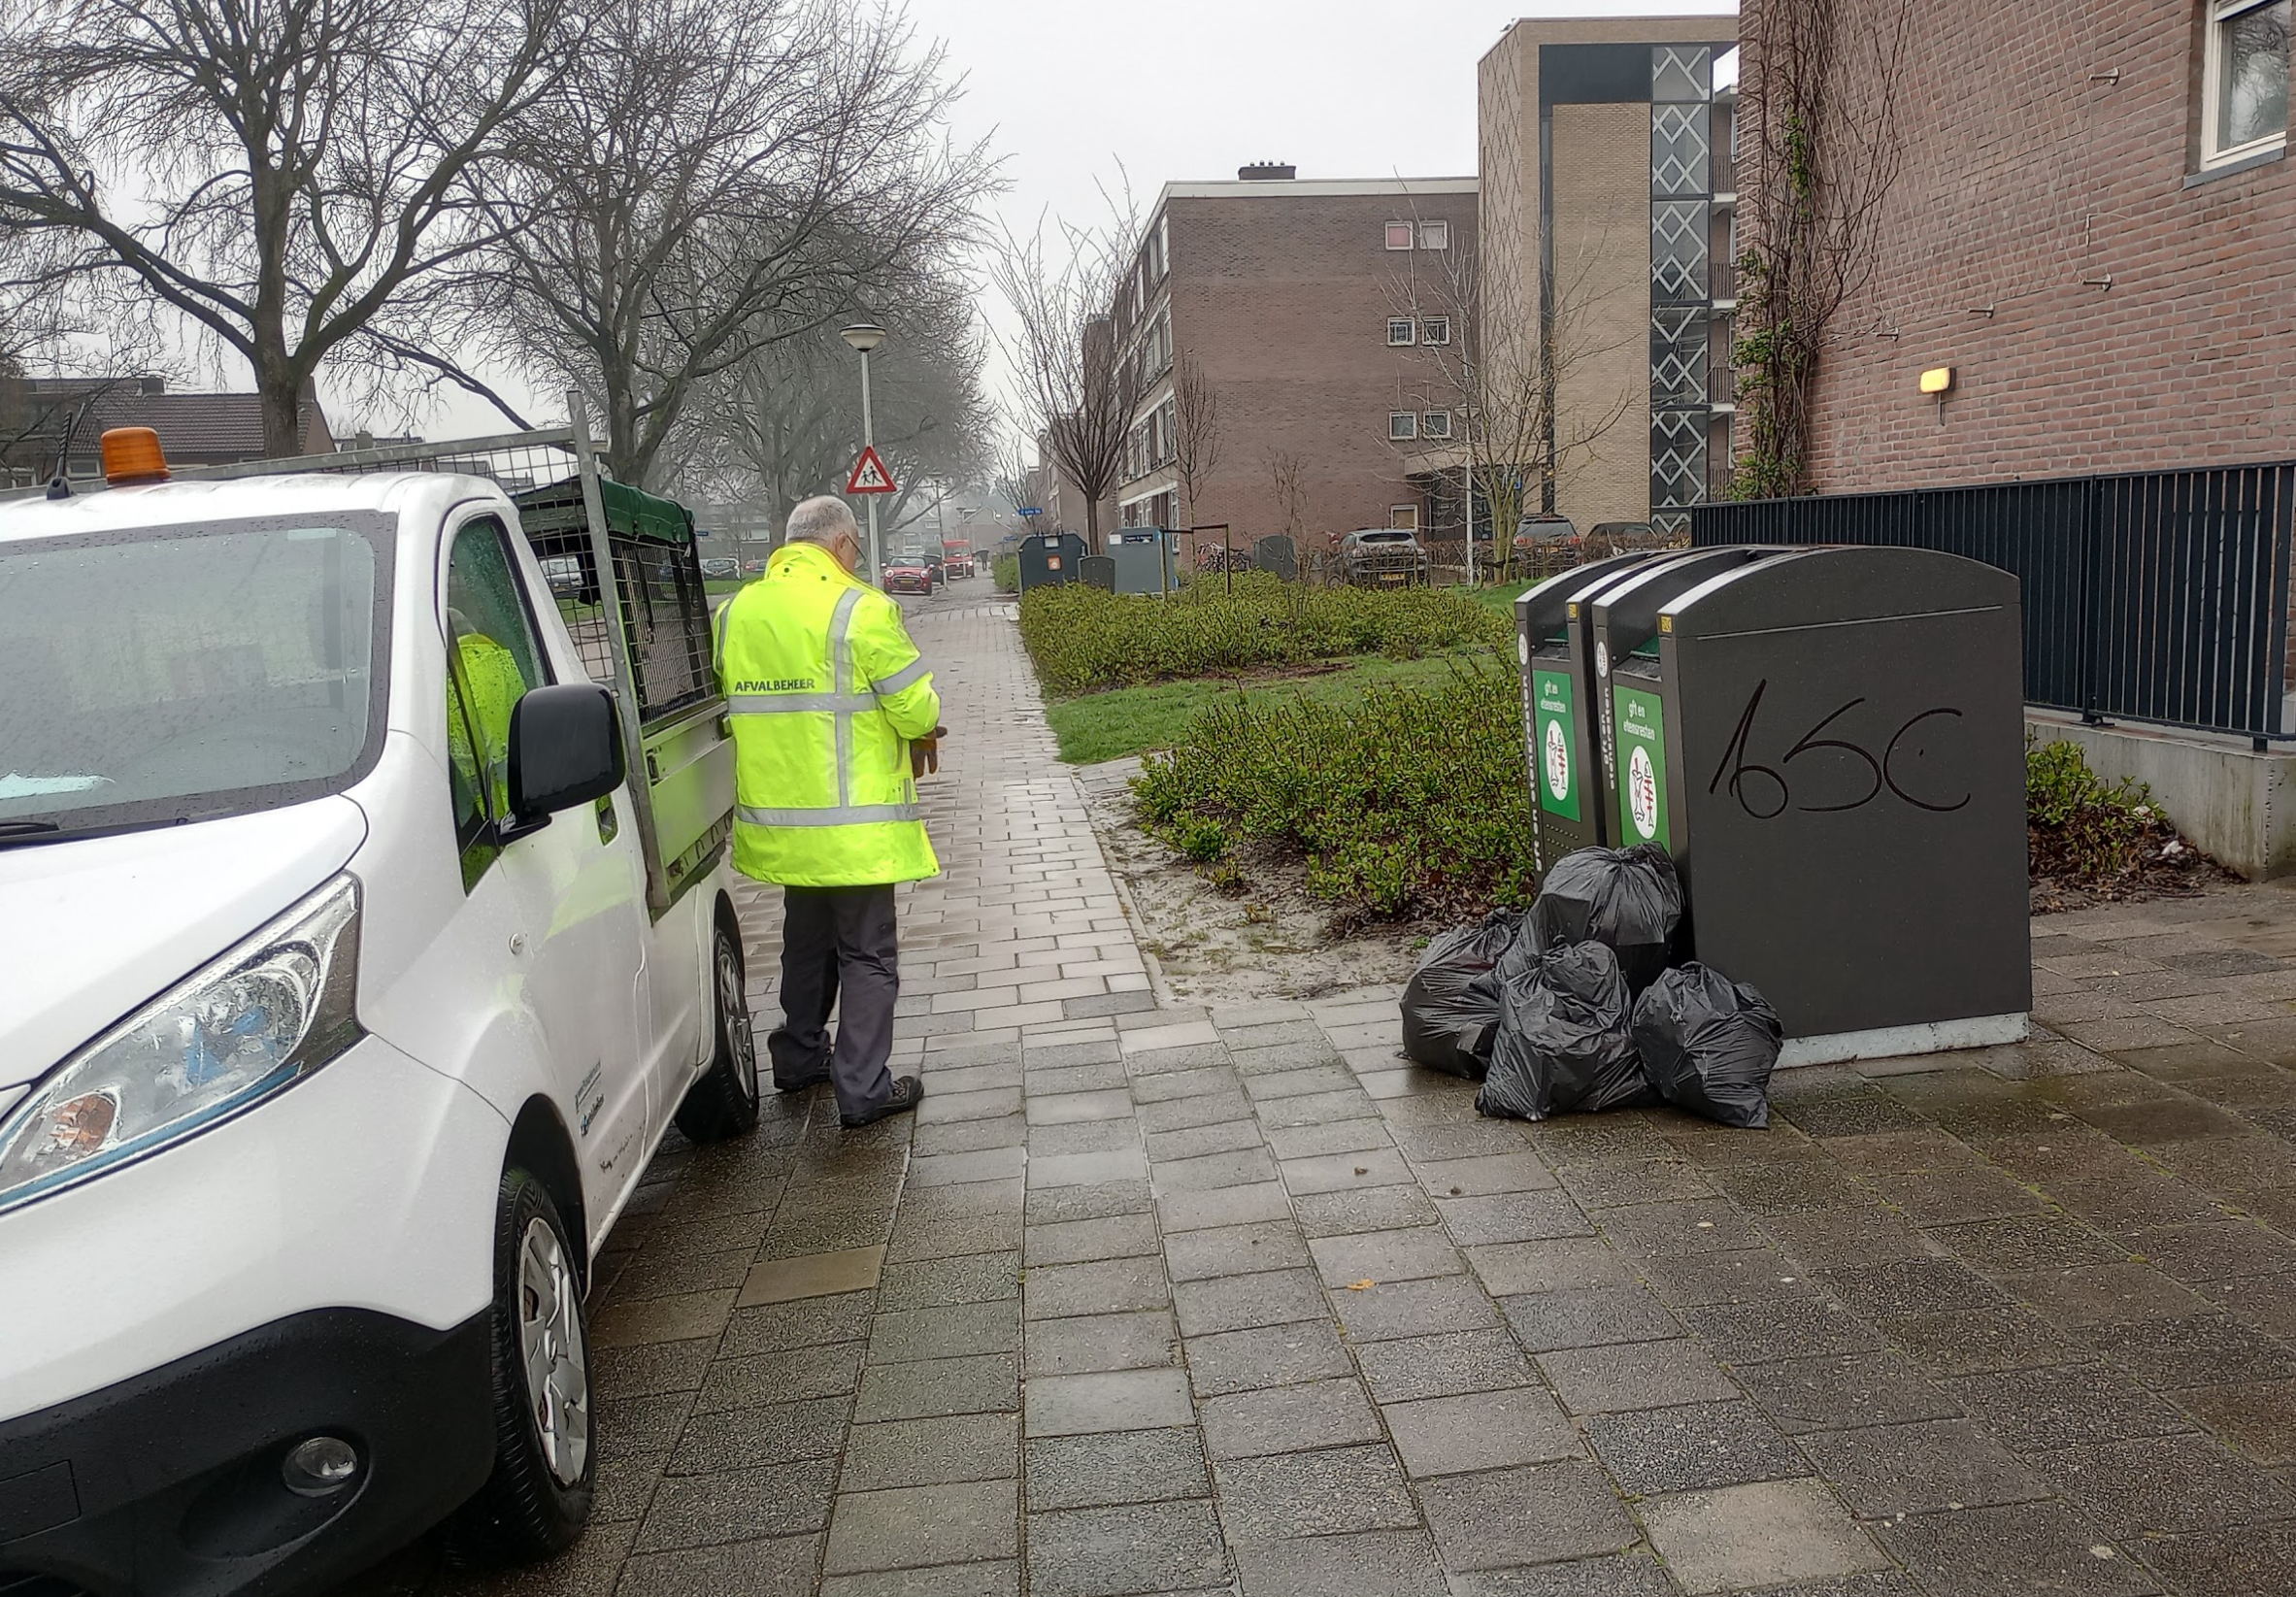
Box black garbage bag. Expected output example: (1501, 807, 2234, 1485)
(1528, 844, 1683, 994)
(1632, 962, 1783, 1129)
(1476, 939, 1652, 1121)
(1400, 909, 1524, 1080)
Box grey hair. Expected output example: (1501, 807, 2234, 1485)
(786, 495, 860, 547)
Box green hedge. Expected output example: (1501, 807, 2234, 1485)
(1019, 573, 1509, 695)
(1133, 656, 1535, 921)
(992, 553, 1018, 593)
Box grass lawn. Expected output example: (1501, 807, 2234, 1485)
(1046, 649, 1505, 764)
(1469, 579, 1540, 616)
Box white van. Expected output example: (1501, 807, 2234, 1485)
(0, 424, 758, 1593)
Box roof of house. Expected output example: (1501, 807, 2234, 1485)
(5, 377, 333, 466)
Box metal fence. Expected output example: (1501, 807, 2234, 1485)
(1691, 462, 2296, 744)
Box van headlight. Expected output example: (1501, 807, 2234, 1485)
(0, 875, 362, 1214)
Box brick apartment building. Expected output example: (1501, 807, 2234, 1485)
(1478, 16, 1740, 538)
(1741, 0, 2291, 487)
(1089, 170, 1481, 552)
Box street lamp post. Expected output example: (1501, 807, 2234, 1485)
(840, 322, 887, 583)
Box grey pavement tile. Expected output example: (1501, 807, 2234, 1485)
(1819, 1258, 2007, 1318)
(1926, 1213, 2129, 1275)
(1439, 1191, 1595, 1246)
(1677, 1295, 1883, 1364)
(1024, 1257, 1170, 1320)
(1155, 1180, 1294, 1233)
(1946, 1362, 2197, 1451)
(1124, 1042, 1234, 1077)
(757, 1207, 898, 1262)
(694, 1342, 865, 1412)
(867, 1300, 1020, 1365)
(1633, 1248, 1818, 1308)
(1415, 1459, 1640, 1572)
(1024, 1426, 1211, 1512)
(1063, 989, 1160, 1019)
(1537, 1338, 1742, 1414)
(1876, 1302, 2089, 1376)
(1027, 1088, 1135, 1124)
(2175, 1378, 2296, 1463)
(1172, 1267, 1329, 1337)
(1024, 1309, 1180, 1376)
(1330, 1272, 1504, 1343)
(1757, 1207, 1935, 1270)
(909, 1148, 1029, 1187)
(1026, 1061, 1132, 1097)
(1232, 1047, 1348, 1082)
(1996, 1261, 2212, 1328)
(1586, 1399, 1804, 1495)
(918, 1085, 1025, 1124)
(1255, 1088, 1382, 1130)
(1024, 1368, 1194, 1437)
(590, 1446, 666, 1528)
(1137, 1090, 1255, 1135)
(1154, 1146, 1281, 1192)
(611, 1531, 821, 1597)
(2203, 1270, 2296, 1340)
(1308, 1226, 1465, 1286)
(1024, 1212, 1161, 1267)
(823, 1479, 1019, 1574)
(1200, 1377, 1382, 1458)
(1874, 1500, 2159, 1597)
(1551, 1156, 1717, 1211)
(739, 1246, 886, 1307)
(852, 1350, 1019, 1422)
(668, 1395, 850, 1474)
(2136, 1522, 2296, 1597)
(1391, 1119, 1541, 1163)
(902, 1178, 1025, 1223)
(1029, 1119, 1148, 1158)
(1730, 1348, 1961, 1434)
(1871, 1165, 2050, 1225)
(632, 1458, 839, 1550)
(2074, 1310, 2296, 1389)
(1184, 1317, 1354, 1395)
(1025, 1178, 1152, 1225)
(1281, 1148, 1413, 1194)
(1029, 1147, 1149, 1188)
(591, 1289, 737, 1349)
(1164, 1219, 1314, 1281)
(1381, 1385, 1581, 1478)
(818, 1563, 1018, 1597)
(1230, 1529, 1450, 1597)
(1599, 1199, 1769, 1257)
(1639, 1478, 1891, 1595)
(1412, 1150, 1558, 1196)
(1212, 1443, 1420, 1539)
(1027, 1038, 1124, 1070)
(1148, 1118, 1270, 1162)
(719, 1291, 876, 1357)
(593, 1339, 716, 1401)
(1442, 1553, 1680, 1597)
(606, 1247, 754, 1303)
(1024, 1499, 1228, 1597)
(2032, 1432, 2296, 1537)
(593, 1390, 696, 1463)
(1263, 1117, 1396, 1160)
(1469, 1238, 1639, 1296)
(885, 1210, 1023, 1264)
(2133, 1217, 2296, 1283)
(1708, 1160, 1878, 1216)
(842, 1413, 1020, 1491)
(1356, 1327, 1536, 1403)
(1796, 1417, 2051, 1517)
(1500, 1285, 1684, 1352)
(2046, 1173, 2237, 1235)
(877, 1250, 1021, 1312)
(1292, 1182, 1442, 1238)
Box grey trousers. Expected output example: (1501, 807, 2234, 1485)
(769, 884, 899, 1119)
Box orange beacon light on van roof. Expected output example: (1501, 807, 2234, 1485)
(101, 427, 170, 485)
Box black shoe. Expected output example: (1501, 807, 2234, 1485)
(842, 1076, 924, 1129)
(773, 1067, 831, 1093)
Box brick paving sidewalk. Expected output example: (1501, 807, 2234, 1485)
(366, 590, 2296, 1597)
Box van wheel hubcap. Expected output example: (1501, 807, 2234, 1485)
(718, 938, 757, 1106)
(516, 1217, 589, 1485)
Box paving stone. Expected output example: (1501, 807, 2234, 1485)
(1552, 1156, 1717, 1211)
(1731, 1349, 1962, 1433)
(1024, 1309, 1179, 1376)
(2135, 1217, 2296, 1283)
(1024, 1426, 1211, 1512)
(1026, 1061, 1132, 1097)
(1391, 1120, 1539, 1162)
(2047, 1172, 2238, 1235)
(2175, 1378, 2296, 1463)
(1586, 1399, 1804, 1495)
(1415, 1459, 1639, 1571)
(1875, 1303, 2089, 1375)
(1927, 1213, 2129, 1275)
(612, 1531, 822, 1597)
(1468, 1238, 1639, 1296)
(1997, 1260, 2212, 1329)
(1229, 1529, 1450, 1597)
(1330, 1272, 1504, 1343)
(822, 1479, 1018, 1574)
(1599, 1200, 1769, 1256)
(1171, 1268, 1330, 1337)
(1356, 1327, 1536, 1403)
(632, 1458, 838, 1549)
(1155, 1180, 1295, 1233)
(2136, 1521, 2296, 1597)
(1263, 1117, 1396, 1160)
(1874, 1499, 2159, 1597)
(606, 1247, 754, 1303)
(1677, 1295, 1883, 1363)
(1212, 1443, 1419, 1539)
(1821, 1257, 2006, 1317)
(1280, 1148, 1413, 1194)
(842, 1413, 1020, 1491)
(1293, 1182, 1442, 1238)
(1412, 1150, 1558, 1196)
(1758, 1207, 1935, 1268)
(1154, 1147, 1281, 1192)
(738, 1246, 886, 1307)
(1031, 1119, 1148, 1158)
(910, 1148, 1029, 1187)
(877, 1250, 1020, 1312)
(1381, 1386, 1581, 1478)
(1201, 1377, 1383, 1457)
(1872, 1165, 2050, 1225)
(1639, 1478, 1891, 1594)
(852, 1351, 1018, 1422)
(1025, 1179, 1152, 1225)
(1797, 1416, 2049, 1516)
(1437, 1190, 1593, 1246)
(1307, 1226, 1465, 1287)
(1442, 1554, 1680, 1597)
(1185, 1317, 1355, 1396)
(718, 1291, 876, 1357)
(1537, 1338, 1741, 1414)
(1500, 1285, 1684, 1351)
(1024, 1257, 1170, 1320)
(694, 1342, 865, 1412)
(1024, 1368, 1194, 1436)
(1164, 1219, 1314, 1281)
(886, 1209, 1023, 1263)
(867, 1300, 1019, 1364)
(1024, 1499, 1228, 1597)
(667, 1395, 849, 1474)
(1029, 1147, 1149, 1188)
(1027, 1088, 1135, 1124)
(2032, 1433, 2296, 1537)
(1148, 1118, 1271, 1162)
(1947, 1362, 2197, 1451)
(1709, 1160, 1876, 1215)
(1023, 1213, 1161, 1267)
(2075, 1310, 2296, 1389)
(591, 1289, 737, 1348)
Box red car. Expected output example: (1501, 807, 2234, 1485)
(882, 558, 933, 595)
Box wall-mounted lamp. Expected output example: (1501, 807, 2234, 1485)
(1919, 365, 1956, 423)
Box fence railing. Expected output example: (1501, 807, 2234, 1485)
(1691, 461, 2296, 744)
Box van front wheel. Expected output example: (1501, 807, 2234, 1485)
(674, 918, 761, 1142)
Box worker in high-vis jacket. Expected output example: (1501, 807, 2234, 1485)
(716, 495, 945, 1128)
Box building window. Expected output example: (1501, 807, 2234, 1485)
(1419, 316, 1450, 345)
(1419, 220, 1449, 250)
(1386, 317, 1416, 346)
(1384, 221, 1414, 250)
(1420, 410, 1452, 439)
(2206, 0, 2290, 165)
(1388, 412, 1418, 441)
(1390, 506, 1419, 530)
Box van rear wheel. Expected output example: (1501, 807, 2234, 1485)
(674, 918, 761, 1142)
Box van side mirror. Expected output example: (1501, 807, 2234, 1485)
(505, 682, 624, 836)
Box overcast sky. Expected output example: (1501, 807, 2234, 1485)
(415, 0, 1737, 444)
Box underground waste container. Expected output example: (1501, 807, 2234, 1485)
(1017, 531, 1086, 595)
(1514, 551, 1669, 874)
(1624, 545, 2030, 1064)
(1110, 527, 1179, 594)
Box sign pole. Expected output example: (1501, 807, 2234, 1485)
(858, 347, 880, 584)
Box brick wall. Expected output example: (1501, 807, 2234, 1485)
(1551, 101, 1657, 530)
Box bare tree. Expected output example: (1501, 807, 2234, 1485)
(1264, 446, 1306, 546)
(456, 0, 994, 489)
(1168, 347, 1222, 532)
(1733, 0, 1914, 497)
(0, 0, 572, 455)
(988, 201, 1143, 555)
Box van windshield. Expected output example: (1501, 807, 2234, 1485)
(0, 515, 392, 838)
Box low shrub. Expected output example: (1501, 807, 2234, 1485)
(992, 553, 1018, 593)
(2025, 736, 2163, 882)
(1134, 656, 1536, 922)
(1019, 572, 1509, 695)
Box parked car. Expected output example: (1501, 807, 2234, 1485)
(882, 556, 934, 595)
(942, 540, 975, 580)
(699, 555, 740, 581)
(918, 552, 947, 590)
(540, 553, 586, 600)
(0, 433, 757, 1591)
(1584, 520, 1658, 556)
(1514, 516, 1580, 555)
(1336, 527, 1430, 587)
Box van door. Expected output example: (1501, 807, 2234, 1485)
(441, 513, 652, 1216)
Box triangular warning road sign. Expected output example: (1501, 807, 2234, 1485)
(847, 446, 897, 494)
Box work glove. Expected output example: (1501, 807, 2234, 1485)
(910, 724, 948, 778)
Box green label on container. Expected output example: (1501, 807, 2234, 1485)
(1532, 669, 1580, 820)
(1613, 684, 1670, 849)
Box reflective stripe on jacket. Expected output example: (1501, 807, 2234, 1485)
(716, 540, 941, 886)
